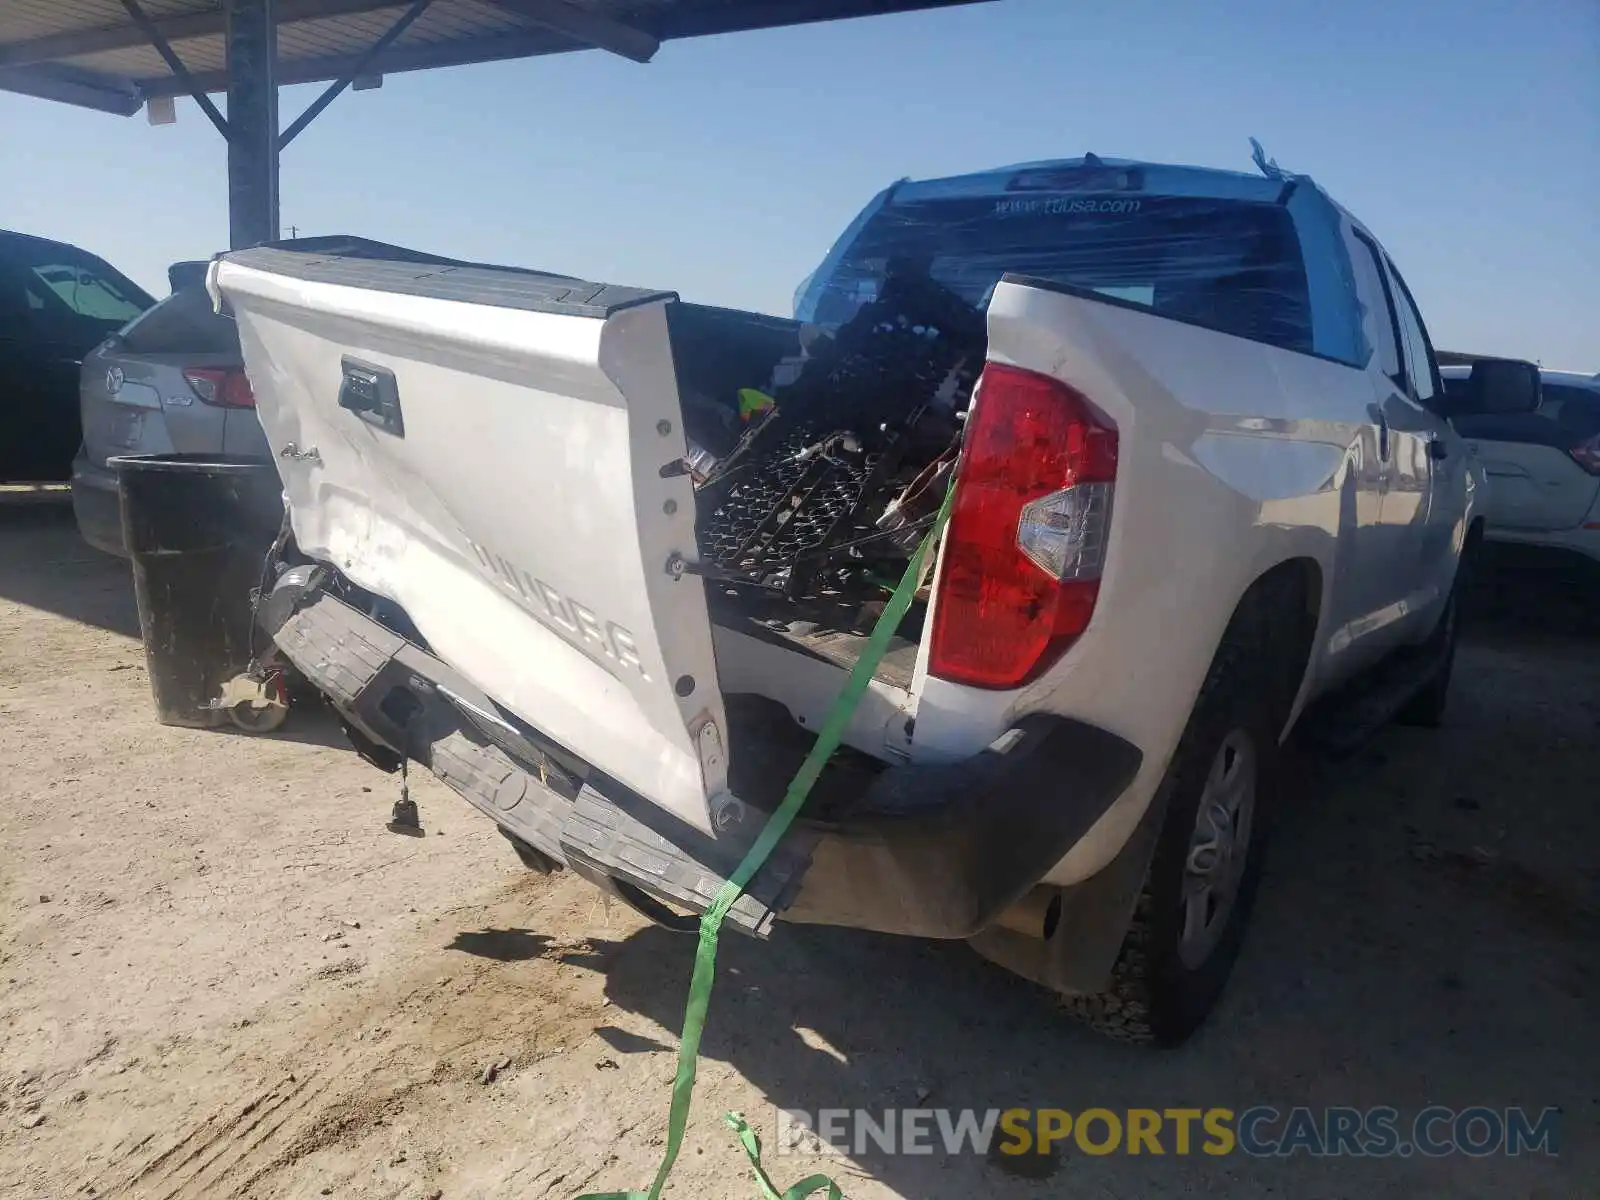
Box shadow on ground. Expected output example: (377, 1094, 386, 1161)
(447, 928, 557, 962)
(0, 504, 138, 637)
(219, 698, 359, 751)
(0, 507, 356, 751)
(1465, 545, 1599, 644)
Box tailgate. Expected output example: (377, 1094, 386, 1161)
(212, 247, 730, 833)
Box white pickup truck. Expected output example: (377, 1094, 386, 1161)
(213, 155, 1538, 1044)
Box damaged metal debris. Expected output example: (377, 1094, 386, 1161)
(684, 266, 984, 617)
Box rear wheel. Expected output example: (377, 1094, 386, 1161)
(1176, 730, 1259, 971)
(1062, 575, 1305, 1045)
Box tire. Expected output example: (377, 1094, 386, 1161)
(1062, 573, 1307, 1046)
(1396, 589, 1458, 728)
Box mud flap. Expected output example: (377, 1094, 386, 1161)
(966, 783, 1168, 996)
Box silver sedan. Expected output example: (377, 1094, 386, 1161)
(72, 285, 270, 555)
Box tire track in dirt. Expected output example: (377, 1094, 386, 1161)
(115, 1075, 315, 1193)
(92, 877, 628, 1199)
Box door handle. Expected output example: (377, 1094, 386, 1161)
(1428, 438, 1448, 461)
(1368, 402, 1391, 462)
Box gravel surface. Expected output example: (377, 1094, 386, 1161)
(1, 503, 1595, 1199)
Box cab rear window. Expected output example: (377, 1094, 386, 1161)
(804, 194, 1314, 356)
(119, 287, 241, 355)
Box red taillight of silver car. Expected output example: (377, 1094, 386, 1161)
(929, 362, 1118, 690)
(1569, 434, 1600, 476)
(182, 366, 255, 408)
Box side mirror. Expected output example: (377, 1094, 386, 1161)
(1451, 358, 1542, 416)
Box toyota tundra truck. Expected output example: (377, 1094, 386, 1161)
(211, 155, 1538, 1044)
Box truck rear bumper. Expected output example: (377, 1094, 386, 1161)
(267, 583, 1141, 941)
(779, 715, 1141, 938)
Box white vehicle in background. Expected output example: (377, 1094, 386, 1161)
(1443, 366, 1600, 568)
(213, 155, 1538, 1045)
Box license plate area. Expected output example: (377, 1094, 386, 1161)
(110, 409, 144, 449)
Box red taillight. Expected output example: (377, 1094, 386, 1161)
(182, 367, 255, 408)
(1570, 435, 1600, 476)
(929, 363, 1118, 689)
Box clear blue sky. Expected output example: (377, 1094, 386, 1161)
(2, 0, 1594, 365)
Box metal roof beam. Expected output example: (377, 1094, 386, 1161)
(649, 0, 993, 39)
(0, 64, 142, 114)
(140, 26, 564, 95)
(0, 0, 407, 69)
(483, 0, 658, 64)
(279, 0, 431, 147)
(116, 0, 231, 137)
(131, 0, 995, 96)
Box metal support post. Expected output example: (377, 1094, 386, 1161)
(226, 0, 280, 248)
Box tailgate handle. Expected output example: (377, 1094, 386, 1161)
(338, 357, 404, 437)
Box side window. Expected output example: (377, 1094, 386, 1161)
(1347, 232, 1402, 382)
(120, 288, 241, 355)
(1545, 385, 1600, 442)
(1455, 383, 1600, 448)
(24, 259, 147, 325)
(1383, 259, 1439, 406)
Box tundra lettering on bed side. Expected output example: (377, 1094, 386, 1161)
(467, 540, 649, 679)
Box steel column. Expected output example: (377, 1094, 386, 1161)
(226, 0, 280, 248)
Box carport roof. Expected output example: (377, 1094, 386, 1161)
(0, 0, 988, 116)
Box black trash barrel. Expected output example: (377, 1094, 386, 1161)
(111, 454, 285, 728)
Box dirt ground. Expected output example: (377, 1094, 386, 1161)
(1, 501, 1595, 1200)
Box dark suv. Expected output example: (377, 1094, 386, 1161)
(0, 230, 153, 482)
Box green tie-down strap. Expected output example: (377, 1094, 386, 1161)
(725, 1111, 843, 1200)
(581, 491, 952, 1200)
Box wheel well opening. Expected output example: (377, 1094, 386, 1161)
(1272, 557, 1322, 628)
(1243, 557, 1322, 732)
